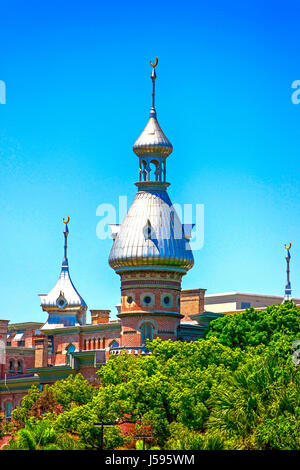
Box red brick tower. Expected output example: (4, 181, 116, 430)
(109, 59, 194, 352)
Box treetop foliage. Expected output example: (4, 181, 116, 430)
(4, 302, 300, 450)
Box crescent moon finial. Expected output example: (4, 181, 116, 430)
(285, 242, 291, 250)
(150, 57, 158, 68)
(63, 216, 70, 224)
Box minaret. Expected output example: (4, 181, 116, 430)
(109, 59, 194, 350)
(39, 218, 87, 328)
(283, 243, 292, 301)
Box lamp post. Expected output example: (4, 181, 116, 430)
(134, 434, 153, 450)
(94, 422, 117, 450)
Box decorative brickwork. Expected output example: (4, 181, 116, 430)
(90, 310, 110, 324)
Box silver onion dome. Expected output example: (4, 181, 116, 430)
(133, 112, 173, 157)
(39, 260, 87, 308)
(109, 189, 194, 272)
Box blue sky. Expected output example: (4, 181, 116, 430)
(1, 0, 300, 323)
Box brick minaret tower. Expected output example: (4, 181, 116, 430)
(109, 59, 194, 351)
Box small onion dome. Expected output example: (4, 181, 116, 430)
(133, 111, 173, 157)
(39, 260, 87, 308)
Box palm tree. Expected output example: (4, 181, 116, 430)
(6, 419, 83, 450)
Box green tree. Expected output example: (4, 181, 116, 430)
(8, 303, 300, 450)
(51, 373, 94, 410)
(6, 417, 83, 450)
(206, 302, 300, 350)
(12, 385, 41, 427)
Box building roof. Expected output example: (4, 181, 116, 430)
(205, 292, 295, 300)
(39, 260, 86, 308)
(7, 322, 43, 331)
(109, 188, 194, 272)
(39, 221, 86, 311)
(133, 113, 173, 158)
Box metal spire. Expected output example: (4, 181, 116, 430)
(63, 217, 70, 263)
(133, 57, 173, 183)
(150, 57, 158, 117)
(283, 242, 292, 301)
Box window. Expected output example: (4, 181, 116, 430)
(140, 323, 154, 346)
(4, 402, 12, 421)
(125, 293, 135, 307)
(56, 295, 67, 309)
(9, 359, 15, 373)
(66, 344, 75, 354)
(241, 302, 251, 309)
(141, 293, 154, 307)
(66, 344, 75, 366)
(17, 360, 23, 374)
(48, 336, 54, 354)
(161, 293, 173, 308)
(143, 219, 154, 240)
(18, 341, 25, 347)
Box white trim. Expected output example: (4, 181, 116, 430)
(205, 291, 300, 300)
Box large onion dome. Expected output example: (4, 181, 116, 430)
(109, 189, 194, 273)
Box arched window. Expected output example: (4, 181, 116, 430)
(17, 360, 23, 374)
(140, 322, 154, 346)
(97, 338, 101, 349)
(140, 160, 147, 181)
(66, 344, 75, 354)
(9, 359, 15, 373)
(150, 160, 160, 181)
(83, 339, 87, 350)
(66, 344, 75, 366)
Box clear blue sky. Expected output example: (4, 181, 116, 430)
(1, 0, 300, 324)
